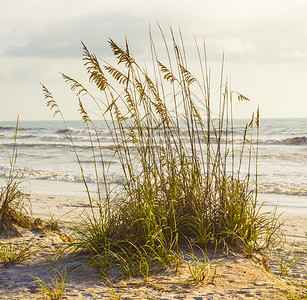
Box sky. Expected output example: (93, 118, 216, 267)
(1, 0, 307, 121)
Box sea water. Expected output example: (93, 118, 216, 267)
(0, 118, 306, 214)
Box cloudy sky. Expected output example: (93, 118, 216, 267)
(1, 0, 307, 121)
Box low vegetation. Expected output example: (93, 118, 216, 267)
(0, 119, 32, 234)
(282, 278, 307, 300)
(42, 27, 282, 279)
(32, 266, 71, 300)
(0, 236, 35, 265)
(186, 250, 217, 284)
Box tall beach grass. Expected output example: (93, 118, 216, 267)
(0, 118, 32, 234)
(42, 28, 281, 276)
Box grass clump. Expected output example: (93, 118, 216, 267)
(32, 267, 71, 300)
(274, 245, 304, 278)
(0, 237, 35, 265)
(42, 27, 281, 277)
(44, 212, 61, 232)
(186, 250, 217, 284)
(104, 279, 127, 300)
(0, 119, 32, 234)
(282, 278, 307, 300)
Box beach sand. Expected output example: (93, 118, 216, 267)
(0, 194, 306, 299)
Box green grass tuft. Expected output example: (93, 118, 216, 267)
(0, 236, 35, 265)
(32, 266, 71, 300)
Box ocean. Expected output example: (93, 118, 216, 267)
(0, 118, 306, 214)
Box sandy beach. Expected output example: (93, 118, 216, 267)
(0, 193, 305, 299)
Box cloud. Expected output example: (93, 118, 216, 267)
(2, 13, 149, 59)
(2, 0, 307, 66)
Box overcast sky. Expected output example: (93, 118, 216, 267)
(1, 0, 307, 121)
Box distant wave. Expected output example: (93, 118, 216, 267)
(0, 165, 125, 185)
(275, 136, 307, 145)
(0, 142, 71, 149)
(0, 126, 15, 131)
(0, 142, 81, 151)
(258, 183, 307, 196)
(56, 128, 69, 135)
(56, 128, 89, 135)
(79, 159, 116, 165)
(0, 126, 43, 132)
(0, 141, 119, 153)
(259, 136, 307, 146)
(42, 134, 90, 142)
(0, 166, 93, 183)
(0, 133, 37, 140)
(18, 134, 37, 139)
(56, 127, 109, 136)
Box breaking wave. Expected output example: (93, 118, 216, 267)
(258, 183, 307, 196)
(261, 136, 307, 146)
(0, 165, 125, 185)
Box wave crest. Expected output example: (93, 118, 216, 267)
(258, 183, 307, 196)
